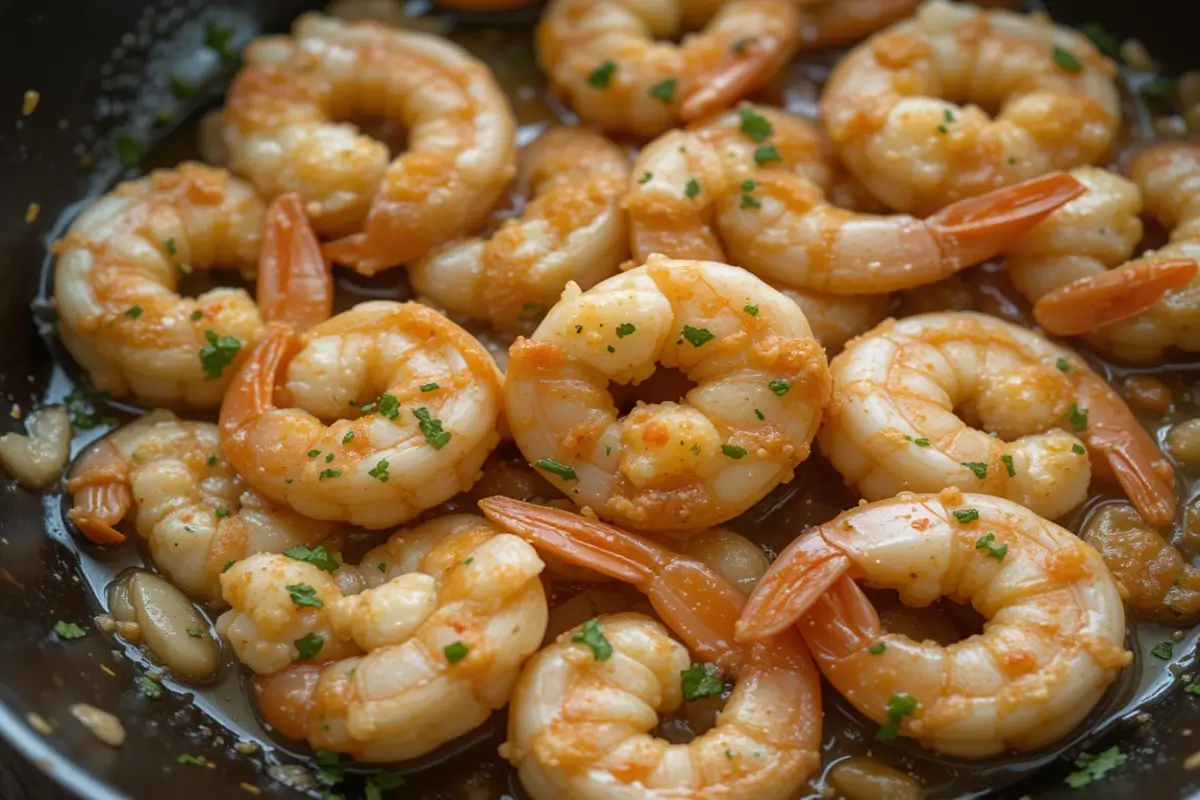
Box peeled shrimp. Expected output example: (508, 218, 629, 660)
(66, 411, 338, 602)
(480, 497, 822, 800)
(1008, 154, 1200, 363)
(820, 311, 1176, 526)
(53, 165, 331, 408)
(821, 0, 1121, 216)
(504, 255, 831, 531)
(736, 491, 1131, 758)
(217, 12, 516, 274)
(217, 514, 547, 761)
(537, 0, 801, 136)
(220, 301, 503, 529)
(804, 0, 921, 47)
(410, 126, 630, 331)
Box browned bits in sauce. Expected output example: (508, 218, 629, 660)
(1124, 374, 1174, 415)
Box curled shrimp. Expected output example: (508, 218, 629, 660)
(1008, 153, 1200, 363)
(820, 0, 1121, 216)
(736, 491, 1131, 758)
(66, 411, 338, 602)
(217, 12, 517, 274)
(53, 165, 331, 408)
(219, 301, 503, 529)
(479, 496, 822, 800)
(537, 0, 801, 136)
(819, 311, 1176, 527)
(624, 104, 1085, 295)
(410, 126, 630, 331)
(504, 255, 831, 531)
(217, 514, 547, 762)
(803, 0, 921, 47)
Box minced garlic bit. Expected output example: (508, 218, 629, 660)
(26, 712, 52, 735)
(1120, 38, 1156, 71)
(1185, 751, 1200, 771)
(22, 90, 39, 116)
(69, 703, 125, 747)
(25, 203, 40, 223)
(241, 784, 262, 795)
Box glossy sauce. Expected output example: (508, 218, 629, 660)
(34, 4, 1200, 799)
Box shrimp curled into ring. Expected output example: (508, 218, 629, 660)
(504, 255, 831, 531)
(217, 12, 517, 274)
(480, 497, 822, 800)
(821, 0, 1121, 215)
(537, 0, 802, 137)
(737, 491, 1131, 758)
(819, 311, 1176, 527)
(217, 514, 548, 762)
(53, 165, 332, 408)
(410, 126, 631, 331)
(219, 301, 504, 529)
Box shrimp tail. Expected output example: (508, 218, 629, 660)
(1032, 258, 1198, 336)
(257, 193, 334, 333)
(795, 577, 883, 662)
(478, 496, 744, 664)
(65, 447, 131, 545)
(929, 172, 1087, 270)
(219, 325, 297, 442)
(736, 530, 852, 642)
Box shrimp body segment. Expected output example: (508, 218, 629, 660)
(220, 301, 503, 528)
(410, 126, 631, 330)
(219, 12, 517, 274)
(53, 165, 331, 408)
(537, 0, 801, 136)
(737, 492, 1130, 757)
(820, 312, 1176, 527)
(625, 104, 1085, 295)
(66, 411, 338, 602)
(505, 256, 831, 531)
(821, 0, 1120, 216)
(480, 497, 822, 800)
(218, 514, 548, 761)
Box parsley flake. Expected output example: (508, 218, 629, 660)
(1056, 357, 1071, 372)
(1065, 747, 1127, 789)
(286, 583, 323, 608)
(587, 59, 617, 88)
(905, 435, 931, 447)
(294, 631, 324, 661)
(962, 461, 988, 479)
(53, 621, 86, 640)
(1151, 641, 1174, 660)
(768, 378, 790, 396)
(319, 468, 341, 480)
(1002, 454, 1016, 476)
(721, 443, 747, 459)
(616, 322, 636, 338)
(638, 171, 652, 184)
(444, 641, 470, 664)
(876, 692, 917, 741)
(743, 304, 759, 316)
(975, 532, 1008, 561)
(681, 325, 715, 347)
(868, 643, 886, 655)
(284, 545, 339, 572)
(572, 617, 613, 661)
(377, 393, 400, 420)
(648, 77, 677, 104)
(124, 305, 143, 319)
(1067, 403, 1089, 431)
(368, 459, 390, 482)
(419, 382, 439, 392)
(413, 407, 451, 449)
(680, 663, 725, 700)
(952, 508, 980, 524)
(199, 329, 240, 381)
(1052, 46, 1083, 73)
(684, 178, 701, 199)
(753, 144, 781, 165)
(738, 107, 774, 142)
(535, 458, 577, 480)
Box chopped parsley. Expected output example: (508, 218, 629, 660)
(875, 692, 917, 741)
(648, 77, 677, 104)
(730, 36, 755, 54)
(962, 461, 988, 479)
(754, 409, 765, 420)
(952, 508, 980, 524)
(342, 430, 355, 444)
(165, 238, 177, 256)
(1064, 746, 1127, 789)
(308, 449, 321, 458)
(1080, 22, 1121, 61)
(868, 643, 886, 655)
(681, 325, 715, 347)
(1067, 403, 1089, 431)
(741, 193, 761, 209)
(753, 144, 781, 166)
(222, 560, 236, 573)
(377, 393, 400, 420)
(1187, 683, 1200, 696)
(1150, 641, 1174, 660)
(535, 457, 577, 480)
(684, 178, 701, 199)
(738, 107, 774, 142)
(53, 621, 86, 640)
(176, 754, 204, 766)
(1001, 454, 1016, 477)
(743, 304, 759, 316)
(319, 468, 341, 480)
(368, 459, 390, 482)
(313, 749, 343, 786)
(1056, 357, 1071, 372)
(572, 617, 613, 661)
(115, 134, 141, 166)
(975, 532, 1008, 561)
(1052, 46, 1083, 73)
(1072, 443, 1086, 455)
(587, 59, 617, 88)
(206, 454, 217, 466)
(680, 663, 725, 700)
(214, 507, 229, 518)
(768, 378, 790, 396)
(721, 444, 747, 459)
(616, 322, 636, 338)
(124, 305, 143, 319)
(364, 771, 406, 800)
(284, 544, 339, 572)
(204, 22, 239, 62)
(294, 631, 324, 661)
(638, 171, 653, 184)
(64, 391, 116, 430)
(905, 435, 931, 447)
(377, 562, 387, 572)
(135, 672, 163, 700)
(444, 641, 470, 664)
(186, 628, 203, 638)
(413, 407, 451, 449)
(325, 452, 335, 463)
(419, 382, 439, 392)
(286, 583, 323, 608)
(199, 329, 240, 380)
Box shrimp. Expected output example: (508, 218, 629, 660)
(504, 255, 831, 531)
(820, 0, 1121, 216)
(219, 301, 504, 529)
(216, 12, 517, 274)
(819, 311, 1176, 527)
(216, 514, 547, 762)
(736, 491, 1131, 758)
(623, 104, 1085, 294)
(53, 165, 332, 408)
(536, 0, 801, 137)
(66, 411, 338, 602)
(773, 285, 892, 354)
(1007, 155, 1200, 363)
(479, 497, 822, 800)
(803, 0, 922, 47)
(409, 126, 631, 331)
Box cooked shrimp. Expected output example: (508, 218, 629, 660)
(436, 0, 539, 9)
(217, 514, 547, 762)
(624, 104, 1085, 294)
(479, 497, 821, 800)
(217, 12, 516, 274)
(736, 491, 1131, 758)
(220, 301, 504, 528)
(537, 0, 801, 136)
(504, 255, 831, 531)
(804, 0, 921, 47)
(66, 411, 338, 602)
(53, 165, 332, 408)
(410, 127, 630, 331)
(1008, 154, 1200, 362)
(819, 311, 1176, 526)
(821, 0, 1121, 216)
(772, 285, 891, 353)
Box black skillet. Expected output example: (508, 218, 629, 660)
(1, 1, 1197, 798)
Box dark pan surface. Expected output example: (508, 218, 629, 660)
(2, 1, 1199, 798)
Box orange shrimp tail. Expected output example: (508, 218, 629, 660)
(257, 193, 334, 333)
(252, 664, 322, 743)
(795, 576, 883, 662)
(219, 325, 298, 442)
(1077, 371, 1178, 529)
(1032, 258, 1198, 336)
(929, 172, 1087, 270)
(65, 465, 131, 545)
(478, 496, 745, 664)
(736, 530, 852, 642)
